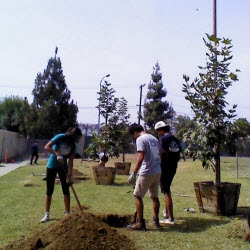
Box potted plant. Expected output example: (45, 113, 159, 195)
(182, 34, 241, 216)
(85, 81, 132, 183)
(84, 81, 120, 185)
(85, 130, 119, 185)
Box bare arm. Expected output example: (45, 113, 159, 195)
(67, 155, 74, 176)
(44, 141, 60, 156)
(133, 151, 144, 174)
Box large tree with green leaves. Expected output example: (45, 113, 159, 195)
(143, 62, 175, 133)
(224, 117, 250, 156)
(0, 96, 30, 136)
(173, 115, 198, 140)
(31, 48, 78, 138)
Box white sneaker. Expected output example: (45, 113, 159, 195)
(163, 209, 169, 219)
(40, 212, 50, 223)
(159, 218, 175, 225)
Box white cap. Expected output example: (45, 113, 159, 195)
(154, 121, 167, 130)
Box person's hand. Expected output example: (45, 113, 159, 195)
(57, 155, 64, 164)
(67, 175, 73, 186)
(128, 172, 137, 184)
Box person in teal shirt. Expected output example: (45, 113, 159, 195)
(40, 127, 82, 223)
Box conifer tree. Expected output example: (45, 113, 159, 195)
(31, 48, 78, 138)
(143, 62, 175, 133)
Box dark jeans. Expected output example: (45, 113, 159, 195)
(46, 166, 70, 196)
(30, 154, 39, 164)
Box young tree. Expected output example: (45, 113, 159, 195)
(182, 34, 240, 184)
(143, 62, 175, 133)
(86, 82, 131, 161)
(98, 81, 119, 126)
(31, 48, 78, 138)
(111, 97, 131, 162)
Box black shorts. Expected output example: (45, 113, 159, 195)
(46, 166, 70, 196)
(160, 168, 177, 194)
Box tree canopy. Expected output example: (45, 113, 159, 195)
(0, 96, 30, 135)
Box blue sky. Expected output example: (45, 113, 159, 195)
(1, 0, 249, 124)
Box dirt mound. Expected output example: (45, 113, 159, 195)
(3, 211, 135, 250)
(72, 169, 85, 177)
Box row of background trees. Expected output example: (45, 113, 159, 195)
(1, 44, 250, 159)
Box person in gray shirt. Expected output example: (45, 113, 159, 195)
(127, 123, 161, 230)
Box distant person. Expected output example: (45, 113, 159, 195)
(127, 123, 161, 230)
(40, 127, 82, 223)
(155, 121, 181, 225)
(97, 146, 108, 167)
(30, 140, 39, 165)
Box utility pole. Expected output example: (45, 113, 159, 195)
(213, 0, 220, 185)
(138, 84, 146, 125)
(213, 0, 217, 38)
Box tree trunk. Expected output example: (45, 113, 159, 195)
(215, 143, 220, 185)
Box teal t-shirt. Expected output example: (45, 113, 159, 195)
(47, 134, 76, 169)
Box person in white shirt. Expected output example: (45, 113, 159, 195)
(127, 123, 161, 230)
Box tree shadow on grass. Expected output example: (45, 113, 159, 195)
(113, 182, 130, 186)
(237, 206, 250, 218)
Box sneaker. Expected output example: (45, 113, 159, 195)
(40, 212, 50, 223)
(163, 209, 169, 219)
(34, 162, 38, 165)
(159, 218, 175, 225)
(127, 219, 146, 231)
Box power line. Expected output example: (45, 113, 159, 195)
(78, 105, 138, 110)
(0, 83, 141, 90)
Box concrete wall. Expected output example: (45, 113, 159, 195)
(0, 130, 29, 162)
(0, 129, 85, 162)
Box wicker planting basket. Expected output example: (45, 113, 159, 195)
(114, 162, 131, 175)
(92, 166, 116, 185)
(194, 181, 241, 216)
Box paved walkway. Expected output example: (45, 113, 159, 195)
(0, 160, 30, 177)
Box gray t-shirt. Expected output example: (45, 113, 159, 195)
(136, 133, 161, 176)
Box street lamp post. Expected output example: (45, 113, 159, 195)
(98, 74, 110, 133)
(138, 84, 146, 125)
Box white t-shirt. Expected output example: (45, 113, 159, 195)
(136, 133, 161, 176)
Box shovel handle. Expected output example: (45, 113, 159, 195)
(69, 180, 83, 212)
(58, 160, 85, 220)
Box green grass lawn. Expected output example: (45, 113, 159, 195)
(0, 155, 249, 249)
